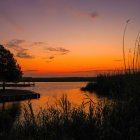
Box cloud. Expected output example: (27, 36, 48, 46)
(32, 42, 46, 46)
(83, 11, 99, 19)
(16, 49, 34, 59)
(42, 56, 55, 63)
(46, 47, 70, 55)
(49, 56, 55, 59)
(31, 42, 70, 63)
(43, 46, 70, 62)
(6, 39, 34, 59)
(88, 12, 98, 19)
(6, 39, 26, 51)
(6, 39, 70, 60)
(73, 10, 99, 20)
(8, 39, 25, 45)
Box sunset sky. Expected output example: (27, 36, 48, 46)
(0, 0, 140, 77)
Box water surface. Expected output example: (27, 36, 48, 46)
(0, 82, 100, 113)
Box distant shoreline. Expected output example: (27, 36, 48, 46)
(21, 77, 96, 82)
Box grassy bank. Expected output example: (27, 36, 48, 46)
(81, 72, 140, 99)
(0, 94, 140, 140)
(79, 70, 140, 140)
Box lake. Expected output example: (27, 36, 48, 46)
(0, 82, 101, 115)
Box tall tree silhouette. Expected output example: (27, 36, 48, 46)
(0, 45, 22, 91)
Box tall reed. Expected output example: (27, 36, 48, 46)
(123, 20, 140, 73)
(123, 19, 130, 72)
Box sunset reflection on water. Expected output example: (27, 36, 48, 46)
(0, 82, 101, 113)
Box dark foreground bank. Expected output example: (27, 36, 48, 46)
(0, 72, 140, 140)
(0, 94, 140, 140)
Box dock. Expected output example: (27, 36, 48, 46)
(0, 89, 40, 103)
(0, 82, 35, 87)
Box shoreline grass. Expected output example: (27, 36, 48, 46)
(0, 94, 139, 140)
(81, 71, 140, 99)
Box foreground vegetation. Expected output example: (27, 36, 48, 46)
(80, 71, 140, 139)
(0, 94, 139, 140)
(81, 72, 140, 99)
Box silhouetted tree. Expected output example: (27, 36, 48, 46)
(0, 45, 22, 91)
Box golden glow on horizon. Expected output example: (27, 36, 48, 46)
(17, 53, 123, 76)
(1, 0, 139, 76)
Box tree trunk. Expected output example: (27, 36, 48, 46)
(2, 81, 6, 92)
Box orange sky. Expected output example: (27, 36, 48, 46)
(0, 0, 140, 77)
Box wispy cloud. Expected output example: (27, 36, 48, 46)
(46, 47, 70, 55)
(44, 56, 55, 63)
(6, 39, 34, 59)
(43, 46, 70, 63)
(31, 42, 46, 46)
(72, 10, 99, 20)
(88, 12, 98, 19)
(16, 49, 34, 59)
(5, 39, 25, 51)
(5, 39, 70, 61)
(83, 11, 99, 19)
(49, 56, 55, 59)
(30, 42, 70, 55)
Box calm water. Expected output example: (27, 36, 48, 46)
(0, 82, 101, 114)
